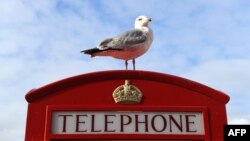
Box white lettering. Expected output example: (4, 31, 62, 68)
(228, 129, 235, 136)
(241, 129, 247, 136)
(228, 129, 247, 136)
(235, 129, 241, 136)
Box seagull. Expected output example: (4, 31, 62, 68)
(81, 15, 153, 70)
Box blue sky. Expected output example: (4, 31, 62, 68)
(1, 0, 250, 140)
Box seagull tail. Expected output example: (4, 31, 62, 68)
(81, 48, 101, 57)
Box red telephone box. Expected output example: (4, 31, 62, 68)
(25, 70, 229, 141)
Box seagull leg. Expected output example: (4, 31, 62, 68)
(132, 59, 136, 70)
(125, 60, 128, 70)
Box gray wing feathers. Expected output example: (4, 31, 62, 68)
(122, 29, 147, 45)
(98, 38, 113, 50)
(98, 29, 147, 50)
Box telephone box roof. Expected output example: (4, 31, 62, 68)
(25, 70, 229, 104)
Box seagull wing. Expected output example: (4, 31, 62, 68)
(98, 29, 147, 50)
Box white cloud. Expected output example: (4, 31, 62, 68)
(183, 59, 250, 94)
(0, 0, 36, 25)
(0, 103, 26, 140)
(229, 118, 250, 125)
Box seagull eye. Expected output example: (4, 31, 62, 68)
(138, 18, 142, 21)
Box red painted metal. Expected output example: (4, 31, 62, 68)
(24, 70, 229, 141)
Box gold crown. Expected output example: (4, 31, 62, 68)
(113, 80, 143, 104)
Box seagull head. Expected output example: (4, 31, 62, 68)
(134, 15, 152, 29)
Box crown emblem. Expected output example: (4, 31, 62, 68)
(113, 80, 143, 104)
